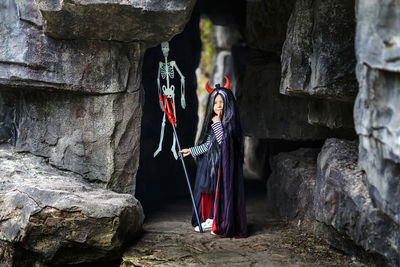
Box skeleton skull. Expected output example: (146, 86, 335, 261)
(161, 41, 169, 58)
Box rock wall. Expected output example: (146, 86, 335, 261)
(0, 0, 197, 264)
(0, 0, 196, 193)
(0, 0, 144, 94)
(36, 0, 196, 46)
(250, 0, 400, 264)
(0, 0, 146, 193)
(315, 139, 397, 266)
(354, 0, 400, 228)
(280, 0, 357, 101)
(3, 0, 400, 265)
(279, 0, 356, 130)
(14, 89, 143, 193)
(267, 139, 399, 265)
(236, 0, 356, 140)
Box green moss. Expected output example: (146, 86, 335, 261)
(199, 17, 215, 82)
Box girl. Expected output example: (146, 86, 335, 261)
(179, 76, 248, 238)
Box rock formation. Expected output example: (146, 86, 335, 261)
(280, 0, 357, 101)
(0, 145, 144, 266)
(315, 139, 398, 266)
(236, 0, 356, 140)
(0, 0, 196, 265)
(36, 0, 196, 46)
(2, 0, 400, 265)
(267, 139, 400, 265)
(240, 0, 400, 265)
(354, 0, 400, 228)
(0, 0, 146, 192)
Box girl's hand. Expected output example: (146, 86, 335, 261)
(179, 148, 191, 157)
(212, 110, 222, 123)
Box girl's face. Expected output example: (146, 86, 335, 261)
(213, 94, 224, 115)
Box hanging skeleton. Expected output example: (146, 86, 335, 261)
(153, 41, 185, 160)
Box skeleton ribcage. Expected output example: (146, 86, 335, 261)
(160, 63, 174, 80)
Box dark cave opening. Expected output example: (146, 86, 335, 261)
(134, 0, 353, 216)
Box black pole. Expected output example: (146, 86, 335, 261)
(172, 126, 203, 233)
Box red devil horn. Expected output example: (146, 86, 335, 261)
(205, 81, 214, 94)
(223, 75, 230, 89)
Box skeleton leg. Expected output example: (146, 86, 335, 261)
(170, 95, 178, 160)
(171, 128, 178, 160)
(153, 112, 166, 158)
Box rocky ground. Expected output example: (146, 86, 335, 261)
(122, 181, 368, 267)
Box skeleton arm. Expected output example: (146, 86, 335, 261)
(171, 61, 186, 109)
(157, 62, 163, 110)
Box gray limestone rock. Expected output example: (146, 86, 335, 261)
(209, 25, 240, 94)
(267, 148, 319, 220)
(213, 25, 241, 51)
(315, 138, 399, 266)
(36, 0, 196, 45)
(355, 0, 400, 72)
(280, 0, 357, 101)
(12, 88, 143, 194)
(354, 0, 400, 227)
(0, 145, 144, 265)
(0, 0, 144, 94)
(0, 0, 147, 194)
(238, 0, 356, 134)
(355, 66, 400, 226)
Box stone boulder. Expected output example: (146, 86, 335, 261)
(280, 0, 357, 102)
(314, 138, 399, 266)
(267, 148, 319, 220)
(36, 0, 196, 45)
(0, 0, 144, 94)
(354, 0, 400, 228)
(0, 145, 144, 266)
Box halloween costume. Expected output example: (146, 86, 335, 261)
(190, 77, 248, 238)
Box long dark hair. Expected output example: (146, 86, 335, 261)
(197, 87, 244, 188)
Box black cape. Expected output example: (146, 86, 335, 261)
(192, 130, 248, 238)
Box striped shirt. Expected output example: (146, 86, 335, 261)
(211, 121, 223, 144)
(190, 121, 223, 158)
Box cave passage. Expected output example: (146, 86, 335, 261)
(134, 1, 330, 216)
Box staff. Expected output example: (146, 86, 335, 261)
(158, 95, 203, 233)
